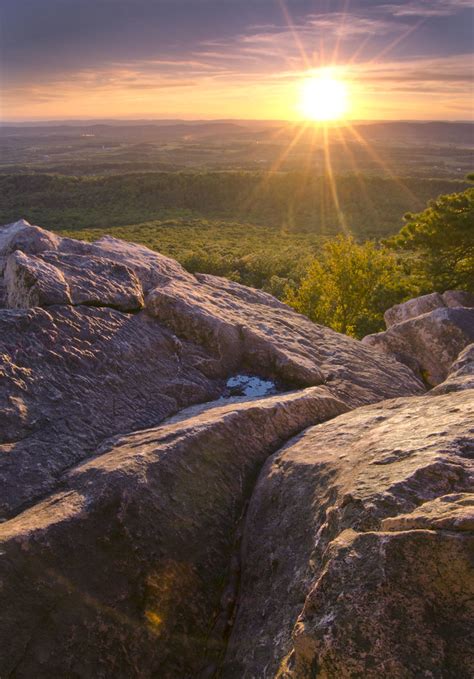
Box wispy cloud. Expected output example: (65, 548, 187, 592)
(382, 0, 473, 17)
(2, 0, 473, 120)
(307, 13, 396, 37)
(353, 54, 474, 90)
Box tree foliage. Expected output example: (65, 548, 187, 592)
(0, 172, 467, 240)
(3, 171, 472, 338)
(285, 236, 409, 338)
(389, 183, 474, 292)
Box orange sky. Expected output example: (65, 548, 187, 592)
(2, 0, 473, 121)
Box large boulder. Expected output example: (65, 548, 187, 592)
(223, 389, 474, 678)
(0, 220, 191, 295)
(0, 223, 426, 518)
(0, 387, 347, 679)
(0, 219, 61, 266)
(146, 272, 424, 406)
(363, 306, 474, 386)
(0, 305, 220, 517)
(292, 520, 473, 679)
(5, 250, 144, 311)
(0, 221, 424, 408)
(1, 220, 472, 678)
(442, 289, 474, 309)
(431, 343, 474, 394)
(58, 232, 193, 291)
(384, 290, 474, 327)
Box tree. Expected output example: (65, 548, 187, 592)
(285, 235, 407, 338)
(388, 181, 474, 292)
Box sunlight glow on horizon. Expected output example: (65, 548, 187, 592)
(298, 70, 349, 122)
(2, 0, 472, 123)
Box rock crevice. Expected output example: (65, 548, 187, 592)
(223, 389, 474, 678)
(0, 387, 348, 678)
(0, 219, 472, 679)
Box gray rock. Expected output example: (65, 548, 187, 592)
(292, 524, 473, 679)
(431, 343, 474, 393)
(146, 272, 424, 406)
(0, 305, 221, 517)
(442, 289, 474, 308)
(0, 220, 192, 294)
(5, 250, 72, 308)
(0, 387, 347, 679)
(384, 292, 445, 327)
(1, 220, 472, 679)
(0, 223, 425, 518)
(5, 250, 144, 312)
(0, 220, 61, 265)
(0, 222, 426, 406)
(223, 389, 474, 679)
(384, 289, 474, 328)
(363, 306, 474, 386)
(59, 233, 193, 291)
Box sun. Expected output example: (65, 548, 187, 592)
(299, 71, 349, 122)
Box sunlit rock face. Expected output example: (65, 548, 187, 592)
(0, 387, 347, 678)
(145, 270, 425, 406)
(432, 343, 474, 394)
(222, 389, 474, 678)
(5, 250, 145, 311)
(0, 220, 472, 679)
(384, 290, 474, 328)
(363, 295, 474, 386)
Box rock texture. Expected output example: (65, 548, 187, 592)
(146, 272, 424, 406)
(5, 250, 144, 311)
(0, 222, 424, 517)
(0, 219, 188, 292)
(0, 388, 347, 679)
(224, 390, 474, 678)
(0, 305, 220, 517)
(364, 305, 474, 386)
(432, 343, 474, 394)
(0, 219, 473, 679)
(384, 289, 474, 327)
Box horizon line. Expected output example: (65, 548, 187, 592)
(1, 117, 473, 126)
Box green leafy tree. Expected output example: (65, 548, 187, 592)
(388, 180, 474, 292)
(285, 235, 407, 337)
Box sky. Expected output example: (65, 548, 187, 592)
(1, 0, 473, 121)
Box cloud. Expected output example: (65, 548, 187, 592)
(307, 13, 396, 36)
(2, 0, 473, 120)
(355, 53, 474, 86)
(381, 0, 473, 17)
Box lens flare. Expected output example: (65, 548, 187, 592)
(299, 71, 349, 121)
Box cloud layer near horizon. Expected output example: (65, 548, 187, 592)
(1, 0, 473, 120)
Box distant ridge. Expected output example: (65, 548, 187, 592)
(1, 120, 472, 146)
(1, 118, 473, 127)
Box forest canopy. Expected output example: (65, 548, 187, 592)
(1, 171, 472, 337)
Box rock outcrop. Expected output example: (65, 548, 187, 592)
(1, 220, 424, 408)
(0, 220, 472, 679)
(146, 272, 424, 406)
(432, 342, 474, 394)
(364, 299, 474, 386)
(223, 389, 474, 678)
(0, 387, 347, 678)
(5, 250, 144, 311)
(384, 290, 474, 327)
(0, 304, 222, 517)
(0, 220, 424, 518)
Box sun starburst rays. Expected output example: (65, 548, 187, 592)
(299, 71, 349, 122)
(250, 0, 431, 236)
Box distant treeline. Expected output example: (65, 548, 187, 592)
(0, 172, 467, 239)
